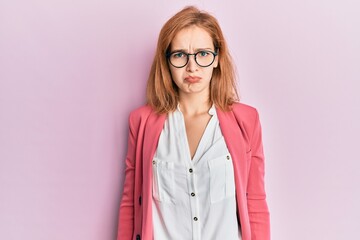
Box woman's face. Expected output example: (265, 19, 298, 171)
(168, 26, 218, 96)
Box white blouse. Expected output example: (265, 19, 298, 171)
(152, 105, 242, 240)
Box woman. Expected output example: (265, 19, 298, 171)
(117, 6, 270, 240)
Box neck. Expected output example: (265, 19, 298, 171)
(178, 91, 212, 116)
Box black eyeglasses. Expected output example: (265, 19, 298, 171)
(166, 50, 218, 68)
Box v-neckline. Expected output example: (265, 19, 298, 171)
(178, 108, 215, 164)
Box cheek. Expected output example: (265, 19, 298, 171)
(169, 67, 177, 78)
(169, 67, 183, 85)
(205, 68, 215, 80)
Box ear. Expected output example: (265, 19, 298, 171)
(213, 54, 219, 68)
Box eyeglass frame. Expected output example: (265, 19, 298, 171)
(165, 49, 218, 68)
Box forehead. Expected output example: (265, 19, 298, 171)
(171, 26, 214, 51)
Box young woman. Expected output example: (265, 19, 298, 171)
(117, 6, 270, 240)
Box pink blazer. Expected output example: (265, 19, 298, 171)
(117, 102, 270, 240)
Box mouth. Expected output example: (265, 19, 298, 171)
(184, 76, 201, 83)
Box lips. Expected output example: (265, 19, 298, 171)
(184, 76, 201, 83)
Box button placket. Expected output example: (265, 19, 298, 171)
(188, 164, 200, 239)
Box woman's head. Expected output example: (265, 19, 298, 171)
(146, 6, 239, 113)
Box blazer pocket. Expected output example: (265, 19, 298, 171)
(208, 154, 236, 203)
(152, 158, 176, 204)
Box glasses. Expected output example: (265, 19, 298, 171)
(166, 50, 218, 68)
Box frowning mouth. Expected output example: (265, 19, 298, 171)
(184, 76, 201, 83)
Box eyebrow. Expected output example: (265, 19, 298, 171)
(171, 48, 214, 53)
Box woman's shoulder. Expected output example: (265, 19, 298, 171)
(128, 104, 154, 121)
(228, 102, 261, 129)
(127, 104, 166, 134)
(231, 102, 259, 117)
(216, 102, 259, 126)
(127, 104, 160, 127)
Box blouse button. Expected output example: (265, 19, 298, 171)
(226, 155, 230, 160)
(193, 217, 198, 221)
(191, 192, 195, 197)
(152, 160, 156, 165)
(189, 168, 193, 173)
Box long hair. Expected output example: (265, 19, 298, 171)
(146, 6, 239, 114)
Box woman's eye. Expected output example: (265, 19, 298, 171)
(198, 51, 209, 57)
(173, 52, 185, 58)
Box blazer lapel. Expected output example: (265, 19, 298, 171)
(141, 110, 166, 238)
(142, 111, 166, 175)
(216, 107, 248, 198)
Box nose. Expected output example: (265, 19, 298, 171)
(186, 55, 197, 72)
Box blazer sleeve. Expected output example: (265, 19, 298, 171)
(247, 109, 271, 239)
(117, 113, 137, 240)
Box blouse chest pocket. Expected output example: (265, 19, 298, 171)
(152, 159, 176, 204)
(208, 154, 236, 203)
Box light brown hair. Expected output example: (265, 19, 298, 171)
(146, 6, 239, 114)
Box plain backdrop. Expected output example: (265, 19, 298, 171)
(1, 0, 359, 239)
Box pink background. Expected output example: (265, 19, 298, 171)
(1, 0, 359, 239)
